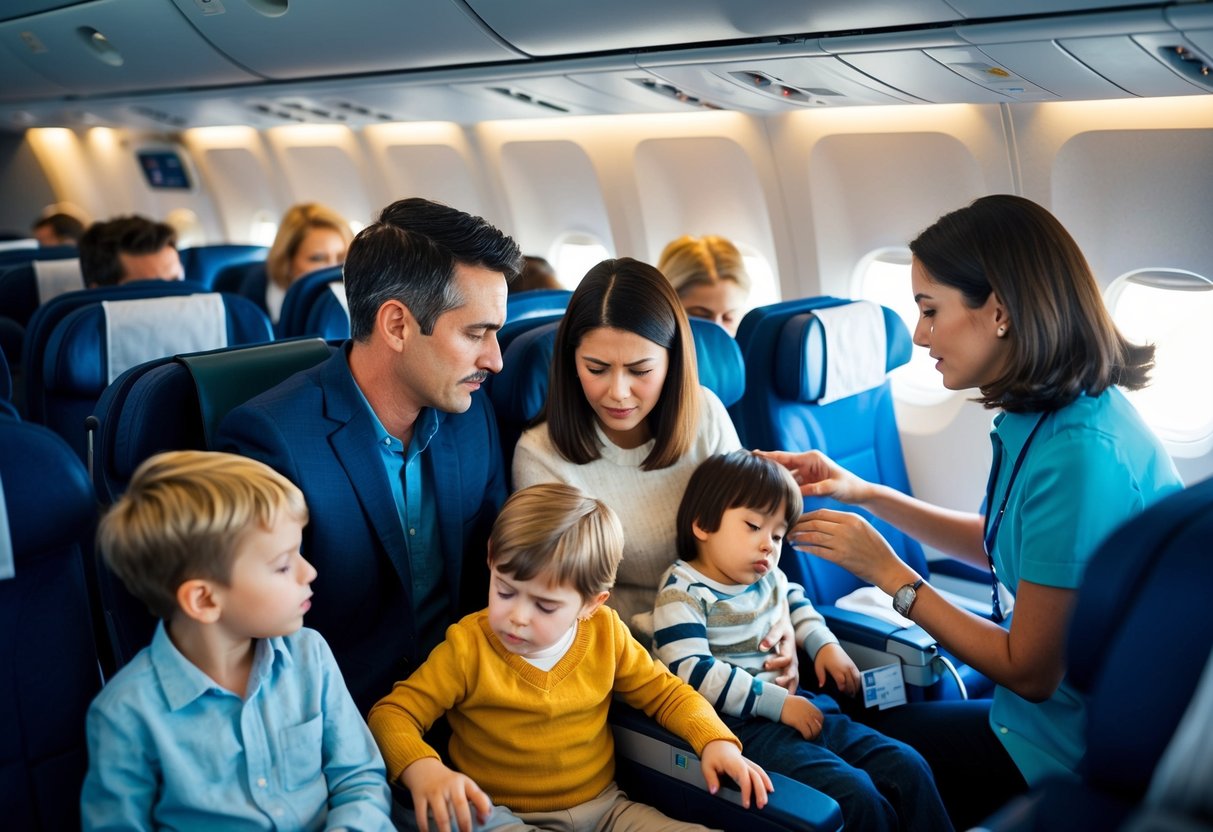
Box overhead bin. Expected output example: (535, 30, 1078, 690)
(822, 10, 1209, 104)
(0, 0, 257, 98)
(637, 42, 919, 111)
(167, 0, 522, 81)
(462, 0, 961, 57)
(0, 41, 68, 104)
(0, 2, 85, 24)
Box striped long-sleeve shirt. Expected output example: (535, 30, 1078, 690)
(652, 559, 840, 722)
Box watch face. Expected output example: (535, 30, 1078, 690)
(893, 585, 915, 616)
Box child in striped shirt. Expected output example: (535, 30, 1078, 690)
(653, 451, 952, 832)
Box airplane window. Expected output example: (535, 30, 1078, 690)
(853, 247, 951, 407)
(735, 242, 780, 309)
(249, 210, 278, 247)
(549, 233, 610, 288)
(1106, 269, 1213, 457)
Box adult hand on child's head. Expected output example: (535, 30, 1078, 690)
(699, 740, 773, 810)
(401, 757, 492, 832)
(814, 643, 862, 697)
(779, 694, 825, 741)
(755, 449, 867, 504)
(760, 615, 800, 693)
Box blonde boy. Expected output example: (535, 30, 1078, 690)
(81, 451, 392, 831)
(369, 483, 771, 832)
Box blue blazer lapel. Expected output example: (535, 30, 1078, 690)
(320, 356, 413, 600)
(429, 412, 465, 606)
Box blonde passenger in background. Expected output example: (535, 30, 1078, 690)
(264, 202, 353, 323)
(657, 235, 751, 337)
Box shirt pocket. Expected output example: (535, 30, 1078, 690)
(279, 714, 324, 792)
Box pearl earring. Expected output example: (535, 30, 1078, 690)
(997, 325, 1007, 337)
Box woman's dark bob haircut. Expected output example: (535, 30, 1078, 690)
(539, 257, 699, 471)
(910, 194, 1154, 413)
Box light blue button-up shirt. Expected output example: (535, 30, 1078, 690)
(81, 624, 393, 831)
(986, 386, 1182, 785)
(355, 389, 447, 652)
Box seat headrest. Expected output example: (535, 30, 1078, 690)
(688, 317, 745, 407)
(492, 321, 558, 425)
(506, 289, 573, 323)
(774, 302, 911, 403)
(44, 294, 231, 395)
(0, 420, 95, 570)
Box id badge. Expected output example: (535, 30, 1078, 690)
(862, 662, 907, 710)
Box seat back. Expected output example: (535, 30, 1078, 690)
(38, 293, 272, 460)
(491, 317, 745, 479)
(732, 297, 923, 603)
(276, 266, 347, 339)
(0, 417, 101, 830)
(21, 281, 203, 425)
(506, 288, 572, 323)
(212, 260, 267, 299)
(0, 249, 81, 326)
(89, 339, 336, 666)
(178, 244, 267, 290)
(1068, 475, 1213, 797)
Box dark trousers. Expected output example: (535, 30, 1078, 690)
(844, 698, 1029, 831)
(723, 692, 954, 832)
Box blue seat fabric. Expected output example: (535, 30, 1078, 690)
(178, 244, 267, 290)
(38, 292, 272, 461)
(275, 266, 347, 339)
(0, 417, 101, 830)
(981, 475, 1213, 831)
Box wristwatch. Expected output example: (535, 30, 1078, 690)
(892, 578, 924, 618)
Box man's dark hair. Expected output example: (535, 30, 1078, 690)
(32, 212, 85, 245)
(79, 215, 178, 287)
(344, 198, 522, 340)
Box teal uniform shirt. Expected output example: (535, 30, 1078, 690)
(987, 386, 1182, 784)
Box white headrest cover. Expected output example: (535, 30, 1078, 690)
(34, 258, 83, 304)
(102, 293, 228, 384)
(813, 300, 888, 404)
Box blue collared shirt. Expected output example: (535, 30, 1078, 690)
(986, 386, 1182, 785)
(81, 624, 393, 831)
(354, 388, 447, 653)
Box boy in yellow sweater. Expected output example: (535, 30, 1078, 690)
(369, 482, 772, 832)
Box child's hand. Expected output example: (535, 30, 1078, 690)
(760, 612, 800, 693)
(400, 757, 492, 832)
(699, 739, 773, 810)
(814, 643, 862, 697)
(780, 694, 825, 741)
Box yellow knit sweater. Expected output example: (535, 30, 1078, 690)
(368, 607, 740, 813)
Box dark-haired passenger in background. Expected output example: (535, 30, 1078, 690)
(765, 194, 1183, 828)
(218, 197, 523, 713)
(32, 211, 85, 247)
(79, 215, 183, 288)
(509, 254, 561, 294)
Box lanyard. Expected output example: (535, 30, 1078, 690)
(982, 412, 1049, 623)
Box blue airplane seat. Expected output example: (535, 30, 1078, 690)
(38, 293, 272, 462)
(88, 338, 336, 667)
(506, 288, 572, 323)
(733, 297, 991, 699)
(981, 474, 1213, 832)
(21, 280, 203, 425)
(0, 416, 102, 830)
(0, 244, 76, 269)
(491, 317, 745, 484)
(213, 260, 267, 302)
(275, 266, 347, 339)
(0, 333, 11, 407)
(0, 254, 84, 329)
(178, 243, 267, 290)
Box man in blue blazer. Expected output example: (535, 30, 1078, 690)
(217, 199, 522, 712)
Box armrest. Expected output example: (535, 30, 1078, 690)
(818, 605, 944, 688)
(609, 702, 843, 832)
